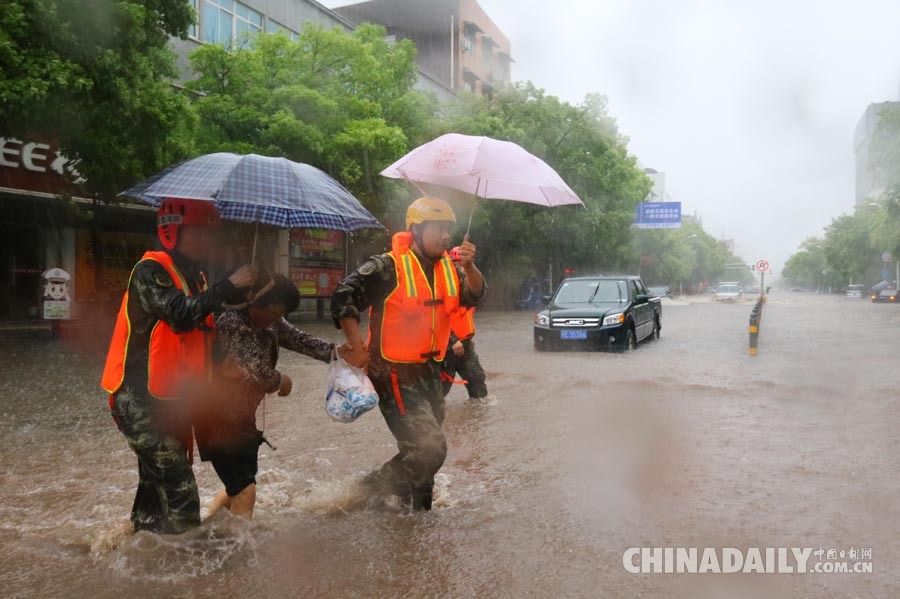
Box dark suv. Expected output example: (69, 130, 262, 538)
(533, 275, 662, 351)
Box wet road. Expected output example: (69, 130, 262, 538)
(2, 293, 899, 598)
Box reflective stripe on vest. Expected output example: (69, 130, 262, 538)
(100, 251, 214, 400)
(380, 232, 461, 363)
(450, 306, 476, 341)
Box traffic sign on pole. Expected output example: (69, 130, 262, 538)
(755, 259, 770, 273)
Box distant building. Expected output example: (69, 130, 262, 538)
(2, 0, 462, 319)
(333, 0, 512, 98)
(854, 100, 900, 205)
(643, 168, 666, 202)
(175, 0, 455, 100)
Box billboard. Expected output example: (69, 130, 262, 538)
(289, 228, 346, 297)
(633, 202, 682, 229)
(289, 267, 345, 298)
(289, 229, 345, 263)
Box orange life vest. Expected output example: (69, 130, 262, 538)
(450, 306, 476, 341)
(378, 232, 461, 363)
(101, 251, 214, 402)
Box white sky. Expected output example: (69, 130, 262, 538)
(326, 0, 900, 270)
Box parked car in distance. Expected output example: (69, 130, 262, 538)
(871, 289, 898, 303)
(647, 286, 673, 299)
(846, 284, 865, 299)
(714, 283, 743, 300)
(533, 275, 662, 351)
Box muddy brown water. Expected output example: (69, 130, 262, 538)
(1, 294, 899, 598)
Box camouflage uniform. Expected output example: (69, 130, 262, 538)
(109, 250, 239, 534)
(441, 333, 488, 399)
(331, 250, 485, 509)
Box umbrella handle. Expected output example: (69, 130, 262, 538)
(251, 206, 260, 267)
(465, 201, 475, 241)
(251, 221, 259, 267)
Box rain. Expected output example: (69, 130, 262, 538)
(2, 1, 900, 598)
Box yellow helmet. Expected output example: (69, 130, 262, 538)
(405, 197, 456, 230)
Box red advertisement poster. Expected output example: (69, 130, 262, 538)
(289, 267, 345, 297)
(289, 229, 345, 264)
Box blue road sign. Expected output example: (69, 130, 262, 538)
(634, 202, 682, 229)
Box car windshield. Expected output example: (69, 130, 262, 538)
(554, 279, 626, 303)
(718, 285, 740, 293)
(848, 285, 864, 291)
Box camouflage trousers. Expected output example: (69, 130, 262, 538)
(370, 361, 447, 510)
(111, 387, 200, 534)
(441, 338, 488, 399)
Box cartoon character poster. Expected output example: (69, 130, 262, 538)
(42, 268, 71, 319)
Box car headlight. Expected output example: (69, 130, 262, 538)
(603, 313, 625, 326)
(534, 313, 550, 326)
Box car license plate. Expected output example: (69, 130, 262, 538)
(560, 329, 588, 340)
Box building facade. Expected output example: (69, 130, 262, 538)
(854, 100, 900, 205)
(333, 0, 512, 97)
(2, 0, 454, 320)
(175, 0, 456, 100)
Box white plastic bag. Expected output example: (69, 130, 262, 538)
(325, 352, 379, 423)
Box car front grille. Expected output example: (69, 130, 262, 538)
(551, 318, 601, 327)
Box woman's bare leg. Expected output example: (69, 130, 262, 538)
(205, 488, 231, 520)
(229, 484, 256, 518)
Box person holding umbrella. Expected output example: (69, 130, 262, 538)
(101, 198, 257, 534)
(332, 197, 485, 511)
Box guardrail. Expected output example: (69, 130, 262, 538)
(748, 296, 765, 355)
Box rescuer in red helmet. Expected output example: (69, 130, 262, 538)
(101, 198, 256, 534)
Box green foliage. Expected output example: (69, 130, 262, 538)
(0, 0, 196, 200)
(187, 23, 432, 216)
(3, 10, 733, 302)
(783, 237, 836, 289)
(439, 83, 651, 295)
(785, 202, 893, 290)
(633, 220, 743, 290)
(822, 207, 883, 284)
(784, 103, 900, 290)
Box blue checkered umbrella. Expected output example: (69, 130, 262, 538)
(120, 152, 384, 231)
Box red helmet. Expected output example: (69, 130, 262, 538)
(448, 246, 462, 261)
(157, 198, 221, 250)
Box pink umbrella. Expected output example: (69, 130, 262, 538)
(381, 133, 583, 232)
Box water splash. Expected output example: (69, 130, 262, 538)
(105, 516, 262, 583)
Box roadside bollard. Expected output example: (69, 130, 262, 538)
(749, 299, 763, 355)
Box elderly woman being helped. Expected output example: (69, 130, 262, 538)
(197, 274, 337, 519)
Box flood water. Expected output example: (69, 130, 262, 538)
(2, 293, 899, 598)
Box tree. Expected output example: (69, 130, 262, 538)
(186, 23, 437, 217)
(0, 0, 196, 200)
(822, 206, 882, 285)
(783, 237, 842, 291)
(440, 83, 651, 298)
(633, 221, 740, 292)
